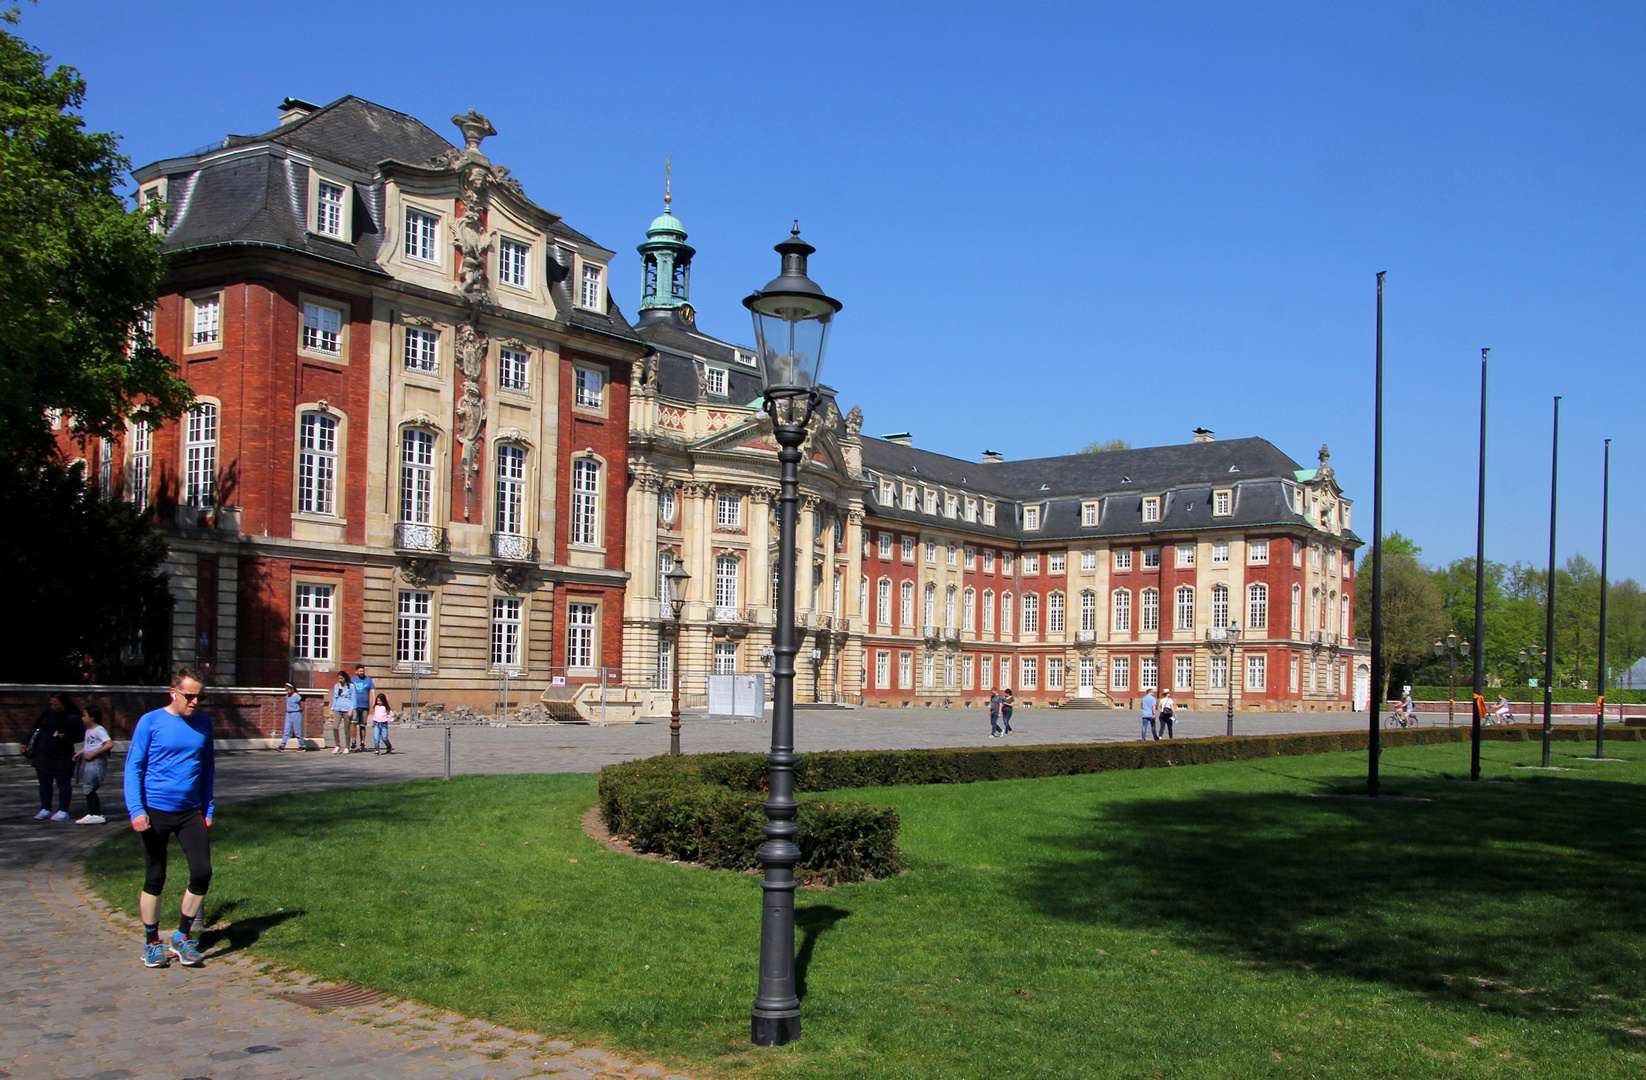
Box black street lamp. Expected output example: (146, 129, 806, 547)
(1433, 633, 1470, 728)
(743, 223, 841, 1048)
(665, 563, 691, 756)
(1519, 645, 1545, 723)
(1206, 623, 1242, 736)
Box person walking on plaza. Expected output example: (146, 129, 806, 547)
(350, 665, 375, 752)
(370, 693, 395, 755)
(74, 706, 113, 824)
(126, 669, 215, 969)
(27, 694, 82, 820)
(1141, 688, 1158, 741)
(328, 670, 353, 754)
(1000, 688, 1015, 735)
(987, 688, 1004, 738)
(276, 683, 305, 751)
(1156, 690, 1176, 740)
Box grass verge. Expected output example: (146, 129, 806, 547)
(85, 740, 1646, 1079)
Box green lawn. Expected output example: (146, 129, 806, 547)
(86, 740, 1646, 1079)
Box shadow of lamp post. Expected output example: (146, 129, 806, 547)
(743, 223, 842, 1048)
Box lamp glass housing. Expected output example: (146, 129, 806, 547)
(665, 564, 691, 606)
(750, 303, 833, 396)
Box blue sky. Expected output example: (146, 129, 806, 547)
(22, 1, 1644, 581)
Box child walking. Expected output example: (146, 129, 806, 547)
(370, 693, 395, 755)
(74, 706, 113, 824)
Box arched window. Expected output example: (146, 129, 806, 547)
(1021, 592, 1040, 634)
(1140, 588, 1159, 631)
(400, 428, 435, 524)
(1291, 585, 1302, 636)
(859, 575, 868, 621)
(495, 444, 526, 535)
(982, 589, 995, 632)
(1048, 591, 1065, 633)
(185, 403, 218, 507)
(1211, 583, 1230, 629)
(715, 555, 740, 609)
(944, 585, 957, 629)
(878, 578, 892, 625)
(658, 487, 676, 524)
(1112, 589, 1132, 632)
(1248, 582, 1268, 630)
(900, 580, 915, 626)
(297, 411, 337, 515)
(570, 458, 600, 546)
(1001, 592, 1014, 635)
(923, 582, 937, 627)
(1080, 590, 1097, 632)
(964, 587, 977, 630)
(1175, 585, 1195, 630)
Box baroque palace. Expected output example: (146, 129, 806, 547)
(96, 95, 1365, 711)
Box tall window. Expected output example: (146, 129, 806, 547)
(944, 586, 957, 629)
(981, 655, 994, 689)
(315, 181, 345, 236)
(923, 654, 935, 688)
(1211, 541, 1230, 565)
(566, 602, 596, 668)
(499, 348, 529, 391)
(716, 493, 742, 529)
(1175, 654, 1194, 690)
(1142, 497, 1160, 522)
(1081, 549, 1097, 571)
(297, 412, 337, 515)
(405, 208, 439, 262)
(1024, 506, 1041, 530)
(983, 550, 995, 573)
(944, 654, 955, 687)
(1111, 655, 1131, 690)
(185, 403, 217, 507)
(192, 296, 220, 345)
(878, 578, 892, 625)
(1214, 489, 1231, 515)
(499, 238, 529, 288)
(1112, 589, 1131, 632)
(659, 488, 676, 524)
(714, 642, 738, 675)
(1175, 585, 1195, 631)
(1048, 591, 1065, 633)
(1140, 588, 1159, 632)
(982, 589, 995, 632)
(901, 581, 914, 625)
(495, 445, 526, 535)
(1021, 593, 1040, 634)
(963, 588, 977, 630)
(1211, 584, 1230, 629)
(580, 262, 604, 308)
(400, 430, 435, 524)
(128, 420, 152, 511)
(657, 550, 676, 602)
(1248, 583, 1268, 630)
(899, 652, 912, 688)
(1000, 592, 1014, 635)
(879, 533, 893, 559)
(1080, 591, 1097, 632)
(715, 556, 740, 609)
(303, 302, 342, 355)
(293, 583, 333, 660)
(491, 596, 522, 667)
(923, 582, 936, 627)
(1021, 655, 1038, 689)
(963, 654, 975, 689)
(1082, 502, 1099, 526)
(1292, 585, 1302, 636)
(656, 635, 672, 689)
(1210, 654, 1228, 689)
(876, 650, 890, 688)
(1246, 653, 1267, 690)
(397, 590, 432, 664)
(859, 575, 868, 620)
(404, 327, 438, 372)
(575, 366, 604, 409)
(1141, 656, 1158, 691)
(570, 459, 600, 546)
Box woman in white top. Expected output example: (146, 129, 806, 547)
(1156, 691, 1177, 740)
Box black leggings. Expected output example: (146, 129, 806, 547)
(36, 769, 71, 812)
(139, 807, 213, 897)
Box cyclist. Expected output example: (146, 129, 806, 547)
(1396, 688, 1416, 727)
(1494, 694, 1514, 724)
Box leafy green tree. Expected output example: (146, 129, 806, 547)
(1079, 438, 1132, 454)
(1353, 532, 1448, 694)
(0, 12, 190, 461)
(1608, 579, 1646, 689)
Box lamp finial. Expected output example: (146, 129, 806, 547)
(792, 219, 800, 237)
(665, 157, 672, 208)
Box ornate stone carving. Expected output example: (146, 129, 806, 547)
(1316, 443, 1335, 484)
(694, 362, 709, 401)
(408, 411, 442, 432)
(494, 563, 532, 595)
(846, 508, 866, 525)
(802, 495, 821, 513)
(633, 473, 663, 494)
(497, 337, 530, 352)
(495, 426, 531, 446)
(749, 486, 779, 505)
(682, 481, 716, 499)
(402, 314, 437, 328)
(455, 381, 486, 517)
(844, 404, 863, 438)
(399, 557, 441, 588)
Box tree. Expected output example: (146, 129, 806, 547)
(1353, 531, 1449, 692)
(1079, 438, 1131, 454)
(0, 12, 190, 462)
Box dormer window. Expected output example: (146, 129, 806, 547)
(965, 497, 977, 522)
(499, 237, 530, 289)
(924, 489, 938, 515)
(902, 485, 917, 511)
(1213, 489, 1232, 516)
(983, 501, 996, 526)
(315, 181, 346, 238)
(579, 261, 605, 309)
(1142, 497, 1160, 523)
(404, 208, 440, 263)
(704, 367, 727, 396)
(1081, 501, 1099, 527)
(1024, 505, 1041, 531)
(879, 479, 894, 504)
(944, 493, 957, 518)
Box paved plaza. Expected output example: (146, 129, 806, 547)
(0, 705, 1477, 1080)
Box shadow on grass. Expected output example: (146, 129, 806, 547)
(1018, 771, 1646, 1022)
(201, 897, 305, 958)
(795, 904, 850, 1000)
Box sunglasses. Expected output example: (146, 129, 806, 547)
(175, 691, 204, 702)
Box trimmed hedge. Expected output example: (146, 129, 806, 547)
(1411, 686, 1646, 705)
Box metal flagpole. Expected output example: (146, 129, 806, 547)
(1596, 438, 1610, 760)
(1541, 398, 1560, 767)
(1368, 272, 1386, 797)
(1469, 349, 1488, 782)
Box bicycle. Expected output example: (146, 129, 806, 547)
(1384, 709, 1417, 730)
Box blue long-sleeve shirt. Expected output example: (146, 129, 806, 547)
(124, 707, 215, 820)
(330, 684, 353, 712)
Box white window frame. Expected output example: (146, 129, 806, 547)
(924, 489, 938, 515)
(944, 493, 958, 518)
(1082, 501, 1099, 527)
(876, 650, 890, 688)
(900, 581, 915, 626)
(301, 301, 343, 357)
(1111, 655, 1130, 691)
(574, 365, 606, 410)
(1175, 654, 1194, 691)
(297, 411, 338, 516)
(983, 550, 995, 574)
(1249, 539, 1270, 565)
(1021, 592, 1039, 634)
(495, 444, 527, 536)
(1048, 591, 1065, 634)
(902, 537, 916, 562)
(899, 652, 912, 689)
(1213, 488, 1232, 516)
(190, 294, 220, 348)
(578, 260, 606, 311)
(1024, 505, 1041, 531)
(659, 488, 677, 525)
(1211, 540, 1230, 565)
(404, 326, 439, 373)
(1210, 654, 1229, 690)
(1049, 553, 1065, 574)
(715, 556, 740, 609)
(498, 237, 530, 289)
(983, 502, 996, 526)
(923, 654, 935, 689)
(1246, 653, 1267, 690)
(877, 578, 893, 625)
(926, 541, 937, 564)
(491, 596, 523, 668)
(293, 583, 334, 661)
(566, 602, 598, 670)
(397, 589, 432, 665)
(1175, 544, 1195, 568)
(963, 654, 975, 689)
(716, 493, 742, 529)
(714, 642, 738, 676)
(499, 347, 530, 392)
(1023, 554, 1040, 575)
(1112, 589, 1131, 632)
(185, 403, 218, 507)
(1142, 548, 1161, 569)
(1248, 583, 1268, 631)
(315, 180, 347, 238)
(1175, 585, 1195, 630)
(128, 419, 152, 511)
(1140, 588, 1159, 632)
(1142, 497, 1160, 523)
(704, 366, 727, 396)
(1046, 658, 1063, 690)
(1211, 584, 1230, 629)
(1114, 549, 1132, 571)
(404, 207, 440, 264)
(982, 590, 995, 633)
(570, 459, 601, 547)
(1141, 655, 1158, 691)
(879, 533, 893, 559)
(1021, 655, 1038, 690)
(400, 429, 435, 524)
(1080, 591, 1097, 632)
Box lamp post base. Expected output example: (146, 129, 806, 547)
(751, 1011, 801, 1047)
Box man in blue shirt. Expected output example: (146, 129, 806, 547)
(350, 664, 375, 752)
(125, 668, 215, 969)
(1141, 689, 1158, 741)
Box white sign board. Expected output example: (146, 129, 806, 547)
(707, 674, 766, 719)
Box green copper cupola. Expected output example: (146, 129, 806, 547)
(637, 162, 697, 326)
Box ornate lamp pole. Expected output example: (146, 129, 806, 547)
(1206, 623, 1241, 736)
(1519, 645, 1545, 722)
(743, 224, 841, 1048)
(665, 563, 690, 756)
(1433, 633, 1470, 728)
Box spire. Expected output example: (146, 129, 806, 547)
(637, 162, 696, 323)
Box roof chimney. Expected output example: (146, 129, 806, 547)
(278, 97, 321, 125)
(1192, 427, 1215, 443)
(881, 432, 913, 446)
(981, 450, 1004, 464)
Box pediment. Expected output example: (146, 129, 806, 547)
(689, 413, 855, 480)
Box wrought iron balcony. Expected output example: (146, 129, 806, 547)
(1076, 630, 1097, 643)
(944, 628, 960, 642)
(818, 613, 833, 630)
(713, 605, 751, 624)
(490, 532, 537, 561)
(923, 624, 939, 640)
(394, 522, 448, 553)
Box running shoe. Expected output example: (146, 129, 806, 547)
(32, 809, 50, 820)
(143, 941, 169, 968)
(49, 811, 69, 821)
(75, 814, 107, 825)
(167, 931, 204, 967)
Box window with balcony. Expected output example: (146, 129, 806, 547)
(495, 444, 526, 537)
(400, 429, 435, 525)
(499, 348, 529, 392)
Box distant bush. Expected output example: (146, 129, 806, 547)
(1410, 686, 1646, 705)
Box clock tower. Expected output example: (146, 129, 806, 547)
(636, 164, 697, 327)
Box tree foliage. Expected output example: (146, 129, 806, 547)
(1079, 438, 1132, 454)
(0, 12, 190, 461)
(1353, 532, 1449, 692)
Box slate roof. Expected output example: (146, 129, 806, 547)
(635, 312, 764, 404)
